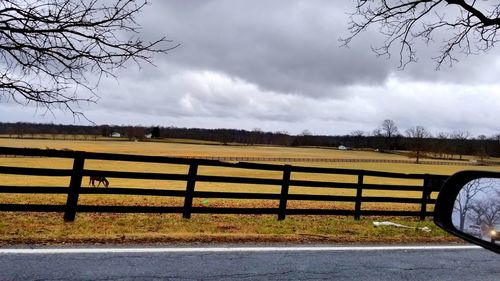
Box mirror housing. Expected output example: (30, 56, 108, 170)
(434, 170, 500, 254)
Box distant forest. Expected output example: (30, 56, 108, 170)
(0, 122, 499, 159)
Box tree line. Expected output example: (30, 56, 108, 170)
(0, 121, 499, 159)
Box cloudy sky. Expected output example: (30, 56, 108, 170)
(1, 0, 500, 136)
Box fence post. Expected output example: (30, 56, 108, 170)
(354, 172, 364, 220)
(420, 174, 430, 221)
(278, 164, 291, 220)
(64, 152, 85, 222)
(183, 163, 198, 219)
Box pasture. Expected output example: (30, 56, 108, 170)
(0, 138, 498, 244)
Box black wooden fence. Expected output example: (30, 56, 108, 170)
(0, 147, 448, 222)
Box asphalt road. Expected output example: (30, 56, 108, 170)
(0, 245, 499, 280)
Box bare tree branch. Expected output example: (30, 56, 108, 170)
(342, 0, 500, 68)
(0, 0, 178, 118)
(405, 125, 431, 163)
(454, 178, 491, 231)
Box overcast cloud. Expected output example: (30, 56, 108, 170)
(1, 0, 499, 136)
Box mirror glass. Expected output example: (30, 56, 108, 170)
(453, 178, 500, 244)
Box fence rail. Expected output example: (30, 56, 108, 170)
(2, 153, 497, 166)
(0, 146, 449, 221)
(175, 156, 497, 166)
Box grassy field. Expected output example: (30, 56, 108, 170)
(1, 138, 499, 244)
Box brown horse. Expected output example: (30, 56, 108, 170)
(89, 176, 109, 188)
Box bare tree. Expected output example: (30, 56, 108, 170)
(350, 130, 366, 148)
(300, 129, 312, 136)
(451, 131, 471, 160)
(343, 1, 500, 68)
(454, 179, 490, 231)
(381, 119, 399, 138)
(469, 199, 500, 228)
(493, 133, 500, 142)
(433, 132, 450, 159)
(0, 0, 177, 116)
(379, 119, 399, 150)
(350, 130, 365, 137)
(476, 134, 490, 160)
(405, 125, 431, 163)
(372, 128, 382, 137)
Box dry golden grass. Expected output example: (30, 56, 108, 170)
(0, 137, 432, 158)
(0, 138, 498, 244)
(0, 212, 459, 245)
(1, 138, 499, 209)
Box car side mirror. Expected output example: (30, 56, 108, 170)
(434, 170, 500, 254)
